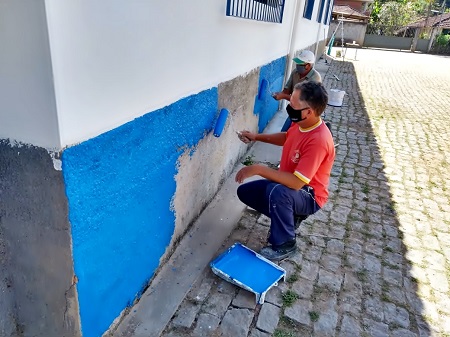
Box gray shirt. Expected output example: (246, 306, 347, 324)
(284, 68, 322, 92)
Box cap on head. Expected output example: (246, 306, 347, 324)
(293, 50, 316, 65)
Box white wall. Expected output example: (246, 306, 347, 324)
(44, 0, 325, 147)
(0, 0, 60, 149)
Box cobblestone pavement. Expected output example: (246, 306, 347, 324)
(161, 50, 450, 337)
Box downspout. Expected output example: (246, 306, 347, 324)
(280, 0, 303, 110)
(285, 0, 303, 81)
(314, 2, 326, 58)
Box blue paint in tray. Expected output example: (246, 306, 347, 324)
(210, 243, 285, 304)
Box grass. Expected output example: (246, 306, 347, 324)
(242, 155, 255, 166)
(287, 274, 299, 284)
(309, 311, 320, 322)
(282, 290, 299, 307)
(362, 183, 370, 194)
(356, 269, 368, 283)
(273, 329, 295, 337)
(383, 246, 394, 253)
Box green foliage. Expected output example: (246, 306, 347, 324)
(436, 33, 450, 46)
(370, 0, 441, 24)
(273, 330, 295, 337)
(309, 311, 320, 322)
(377, 1, 418, 27)
(282, 290, 299, 307)
(286, 274, 299, 283)
(242, 155, 254, 166)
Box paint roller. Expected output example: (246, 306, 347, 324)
(213, 108, 229, 137)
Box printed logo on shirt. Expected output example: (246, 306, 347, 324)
(291, 150, 300, 163)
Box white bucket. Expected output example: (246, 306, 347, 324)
(328, 89, 346, 107)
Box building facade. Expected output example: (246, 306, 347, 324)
(0, 1, 332, 336)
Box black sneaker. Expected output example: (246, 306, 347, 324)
(259, 240, 297, 261)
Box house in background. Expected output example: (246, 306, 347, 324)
(0, 0, 333, 336)
(333, 0, 373, 12)
(408, 12, 450, 52)
(328, 5, 370, 46)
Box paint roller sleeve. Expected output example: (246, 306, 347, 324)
(213, 108, 229, 137)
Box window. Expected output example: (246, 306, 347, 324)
(316, 0, 326, 22)
(226, 0, 286, 23)
(303, 0, 315, 20)
(324, 0, 334, 25)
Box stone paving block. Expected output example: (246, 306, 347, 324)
(317, 268, 343, 292)
(383, 266, 403, 286)
(256, 302, 281, 334)
(256, 214, 270, 227)
(365, 238, 383, 256)
(279, 260, 297, 279)
(363, 254, 381, 274)
(329, 225, 346, 240)
(287, 250, 303, 266)
(343, 271, 361, 291)
(345, 254, 363, 271)
(308, 236, 326, 248)
(321, 254, 342, 272)
(249, 328, 271, 337)
(192, 313, 220, 337)
(386, 285, 407, 306)
(383, 302, 410, 329)
(384, 251, 404, 269)
(362, 318, 389, 337)
(264, 286, 283, 307)
(203, 292, 233, 318)
(313, 309, 338, 336)
(303, 245, 323, 262)
(232, 289, 257, 309)
(300, 260, 319, 281)
(217, 279, 237, 294)
(326, 239, 345, 255)
(339, 291, 361, 316)
(284, 299, 312, 326)
(339, 314, 361, 336)
(363, 297, 384, 321)
(427, 269, 449, 293)
(187, 274, 215, 302)
(391, 328, 418, 337)
(292, 277, 314, 299)
(172, 300, 201, 328)
(217, 308, 253, 337)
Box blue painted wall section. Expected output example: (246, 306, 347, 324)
(62, 88, 218, 337)
(254, 56, 286, 132)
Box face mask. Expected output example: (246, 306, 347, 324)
(286, 104, 309, 122)
(296, 64, 307, 73)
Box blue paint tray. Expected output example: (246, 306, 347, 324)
(210, 243, 286, 304)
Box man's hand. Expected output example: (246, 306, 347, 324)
(235, 164, 261, 184)
(237, 130, 256, 144)
(272, 91, 291, 101)
(272, 92, 282, 100)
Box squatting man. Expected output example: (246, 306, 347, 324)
(235, 81, 335, 261)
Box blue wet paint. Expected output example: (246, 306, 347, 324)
(254, 56, 286, 132)
(213, 108, 229, 137)
(62, 88, 218, 337)
(211, 243, 284, 293)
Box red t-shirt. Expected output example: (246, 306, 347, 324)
(279, 119, 335, 207)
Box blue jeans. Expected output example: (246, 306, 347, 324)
(237, 179, 320, 246)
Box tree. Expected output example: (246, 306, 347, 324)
(370, 0, 443, 23)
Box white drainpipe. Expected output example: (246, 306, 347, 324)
(286, 0, 303, 79)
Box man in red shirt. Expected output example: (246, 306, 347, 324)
(236, 81, 335, 261)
